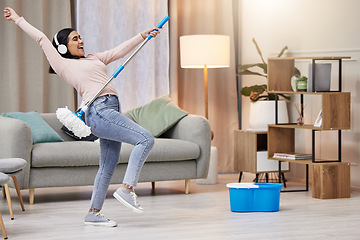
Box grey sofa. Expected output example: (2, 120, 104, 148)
(0, 113, 211, 204)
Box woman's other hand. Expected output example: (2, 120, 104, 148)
(3, 7, 20, 22)
(140, 27, 160, 39)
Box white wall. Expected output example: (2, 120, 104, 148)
(240, 0, 360, 187)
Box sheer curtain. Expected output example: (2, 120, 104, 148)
(76, 0, 169, 112)
(0, 0, 73, 113)
(169, 0, 238, 173)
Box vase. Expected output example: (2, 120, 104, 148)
(248, 100, 289, 130)
(296, 78, 308, 92)
(291, 75, 299, 92)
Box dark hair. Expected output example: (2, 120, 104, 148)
(49, 28, 80, 74)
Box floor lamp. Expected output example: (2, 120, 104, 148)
(179, 35, 230, 120)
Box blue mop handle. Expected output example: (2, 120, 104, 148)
(147, 16, 170, 40)
(112, 16, 169, 78)
(83, 16, 170, 110)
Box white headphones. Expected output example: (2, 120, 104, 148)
(53, 32, 68, 54)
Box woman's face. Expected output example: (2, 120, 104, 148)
(67, 31, 85, 57)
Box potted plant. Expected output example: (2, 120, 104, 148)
(238, 38, 301, 129)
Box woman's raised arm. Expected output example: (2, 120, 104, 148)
(3, 7, 20, 22)
(3, 7, 67, 75)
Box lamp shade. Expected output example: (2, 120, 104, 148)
(180, 35, 230, 68)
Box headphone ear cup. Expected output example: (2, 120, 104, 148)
(58, 44, 67, 54)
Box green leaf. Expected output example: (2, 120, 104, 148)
(277, 46, 288, 57)
(252, 38, 266, 64)
(237, 69, 267, 78)
(238, 63, 261, 71)
(278, 94, 291, 101)
(240, 84, 267, 97)
(238, 63, 267, 75)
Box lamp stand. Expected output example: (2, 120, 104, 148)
(203, 65, 214, 140)
(204, 65, 208, 119)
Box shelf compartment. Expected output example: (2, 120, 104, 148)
(268, 59, 294, 92)
(234, 130, 289, 173)
(268, 125, 343, 164)
(322, 92, 350, 130)
(267, 127, 294, 159)
(271, 92, 350, 130)
(267, 56, 351, 92)
(312, 162, 350, 199)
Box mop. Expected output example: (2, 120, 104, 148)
(56, 16, 170, 138)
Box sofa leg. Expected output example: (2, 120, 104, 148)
(29, 189, 35, 205)
(185, 179, 191, 194)
(151, 182, 155, 190)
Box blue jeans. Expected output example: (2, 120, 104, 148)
(85, 95, 154, 210)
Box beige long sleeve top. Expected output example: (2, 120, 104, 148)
(15, 17, 144, 103)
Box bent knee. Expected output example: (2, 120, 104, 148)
(142, 131, 154, 149)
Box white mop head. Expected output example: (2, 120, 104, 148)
(56, 106, 91, 138)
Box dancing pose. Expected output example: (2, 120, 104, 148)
(4, 7, 160, 227)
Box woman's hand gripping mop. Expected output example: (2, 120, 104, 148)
(56, 16, 170, 138)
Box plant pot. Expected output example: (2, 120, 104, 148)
(249, 100, 289, 130)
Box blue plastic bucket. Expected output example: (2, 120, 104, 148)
(226, 183, 283, 212)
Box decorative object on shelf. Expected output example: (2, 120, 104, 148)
(291, 75, 299, 92)
(295, 103, 305, 125)
(307, 63, 331, 92)
(296, 76, 308, 92)
(237, 38, 300, 102)
(180, 35, 230, 119)
(273, 153, 312, 160)
(249, 100, 289, 130)
(314, 109, 322, 127)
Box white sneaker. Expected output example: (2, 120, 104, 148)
(84, 211, 117, 227)
(113, 187, 144, 214)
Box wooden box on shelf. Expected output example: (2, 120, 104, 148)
(234, 130, 288, 174)
(312, 162, 350, 199)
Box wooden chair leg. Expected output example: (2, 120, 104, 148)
(29, 188, 35, 205)
(0, 211, 8, 239)
(185, 179, 191, 194)
(4, 184, 14, 220)
(11, 176, 25, 211)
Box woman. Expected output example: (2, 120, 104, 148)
(4, 7, 159, 227)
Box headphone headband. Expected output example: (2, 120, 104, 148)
(53, 32, 67, 54)
(54, 32, 60, 45)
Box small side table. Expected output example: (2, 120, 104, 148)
(234, 130, 289, 183)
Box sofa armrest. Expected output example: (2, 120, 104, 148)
(0, 116, 32, 189)
(162, 114, 211, 178)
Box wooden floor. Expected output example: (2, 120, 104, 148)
(1, 173, 360, 240)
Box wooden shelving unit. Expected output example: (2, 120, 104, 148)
(266, 56, 351, 199)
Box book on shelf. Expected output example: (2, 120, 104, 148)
(273, 153, 312, 160)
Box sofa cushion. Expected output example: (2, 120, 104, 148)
(31, 138, 200, 168)
(127, 95, 188, 137)
(1, 111, 64, 144)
